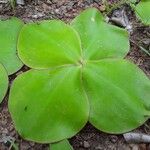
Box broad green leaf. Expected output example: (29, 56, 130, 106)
(0, 64, 8, 103)
(0, 17, 23, 75)
(134, 0, 150, 25)
(18, 20, 82, 69)
(9, 8, 150, 143)
(71, 8, 129, 60)
(9, 66, 89, 143)
(50, 139, 73, 150)
(83, 59, 150, 133)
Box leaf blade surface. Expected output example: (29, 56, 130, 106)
(0, 18, 23, 74)
(83, 59, 150, 133)
(18, 20, 82, 69)
(71, 8, 129, 60)
(9, 66, 89, 143)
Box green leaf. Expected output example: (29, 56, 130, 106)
(9, 66, 89, 143)
(0, 17, 23, 75)
(0, 64, 8, 103)
(134, 0, 150, 25)
(50, 139, 73, 150)
(71, 8, 129, 60)
(9, 8, 150, 143)
(18, 20, 82, 69)
(83, 59, 150, 133)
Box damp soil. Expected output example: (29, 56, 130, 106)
(0, 0, 150, 150)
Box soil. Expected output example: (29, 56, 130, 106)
(0, 0, 150, 150)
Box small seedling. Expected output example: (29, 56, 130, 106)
(8, 8, 150, 144)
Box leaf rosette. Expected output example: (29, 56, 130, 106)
(9, 8, 150, 143)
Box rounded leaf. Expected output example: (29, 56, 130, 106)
(18, 20, 82, 69)
(83, 59, 150, 133)
(0, 64, 8, 103)
(9, 66, 89, 143)
(134, 0, 150, 25)
(0, 18, 23, 74)
(71, 8, 129, 60)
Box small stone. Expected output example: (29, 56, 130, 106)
(2, 128, 8, 134)
(79, 141, 82, 146)
(95, 145, 103, 150)
(142, 39, 150, 45)
(20, 142, 31, 150)
(132, 145, 139, 150)
(99, 5, 106, 12)
(139, 144, 146, 150)
(110, 135, 118, 143)
(129, 144, 139, 150)
(55, 9, 59, 13)
(83, 141, 90, 148)
(32, 12, 44, 19)
(46, 0, 52, 4)
(29, 141, 35, 147)
(0, 0, 8, 4)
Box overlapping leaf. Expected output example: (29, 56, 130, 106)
(0, 64, 8, 103)
(18, 20, 82, 69)
(0, 18, 23, 74)
(71, 8, 130, 60)
(9, 8, 150, 144)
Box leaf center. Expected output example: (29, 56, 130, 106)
(78, 59, 86, 67)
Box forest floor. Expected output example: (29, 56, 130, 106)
(0, 0, 150, 150)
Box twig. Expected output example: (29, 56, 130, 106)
(139, 46, 150, 56)
(124, 132, 150, 143)
(130, 40, 150, 56)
